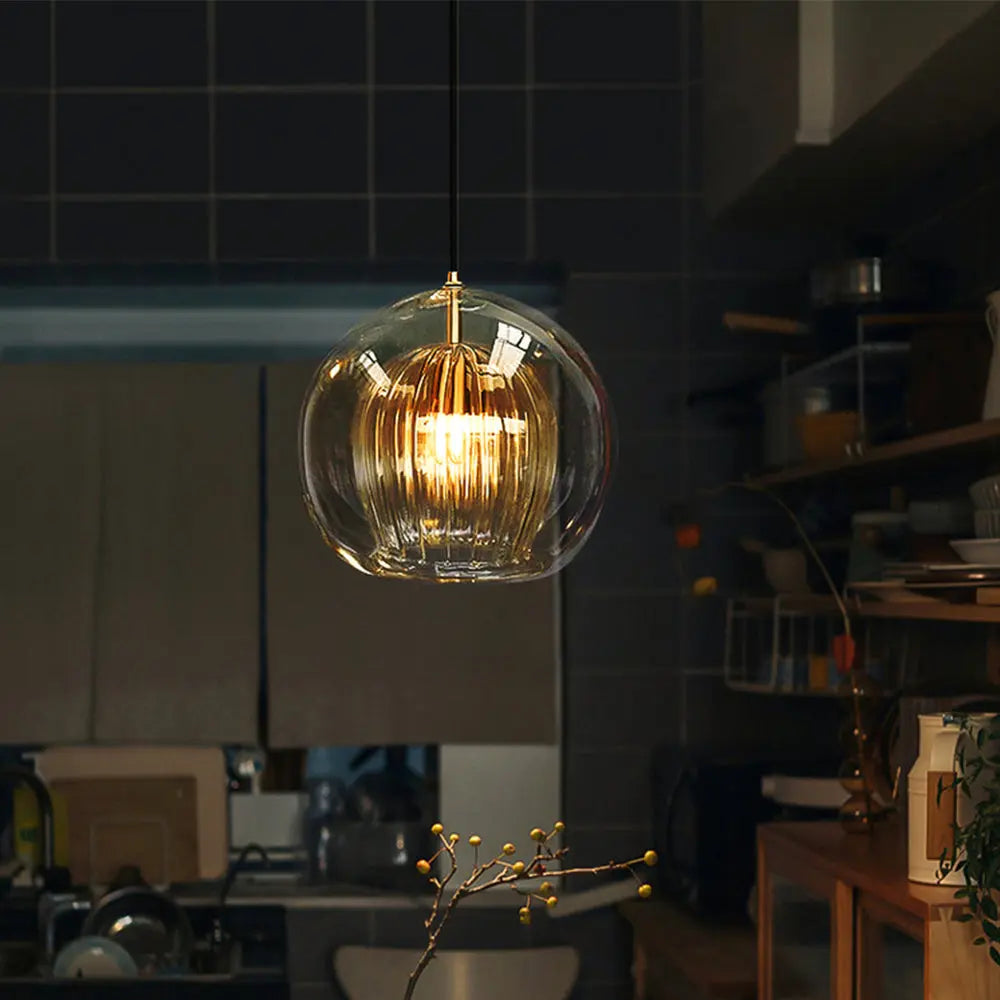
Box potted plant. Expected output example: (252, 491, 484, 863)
(940, 713, 1000, 967)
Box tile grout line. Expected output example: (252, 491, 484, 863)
(47, 0, 57, 261)
(207, 0, 218, 262)
(0, 81, 686, 96)
(366, 0, 376, 259)
(524, 0, 535, 261)
(678, 0, 693, 747)
(6, 191, 700, 203)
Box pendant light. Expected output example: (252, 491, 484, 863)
(299, 0, 613, 582)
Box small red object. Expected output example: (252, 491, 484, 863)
(675, 523, 701, 549)
(832, 633, 856, 674)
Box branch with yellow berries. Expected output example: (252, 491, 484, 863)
(403, 822, 656, 1000)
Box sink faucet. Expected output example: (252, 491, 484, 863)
(0, 766, 54, 878)
(212, 842, 270, 960)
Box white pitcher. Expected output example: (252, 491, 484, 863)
(908, 713, 965, 884)
(982, 289, 1000, 420)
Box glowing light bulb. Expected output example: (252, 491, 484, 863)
(351, 341, 558, 573)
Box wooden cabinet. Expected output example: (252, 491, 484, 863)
(91, 364, 259, 744)
(0, 364, 260, 746)
(757, 822, 980, 1000)
(264, 363, 560, 748)
(0, 365, 102, 744)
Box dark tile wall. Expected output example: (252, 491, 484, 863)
(886, 122, 1000, 300)
(0, 1, 843, 997)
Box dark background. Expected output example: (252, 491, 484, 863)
(4, 2, 1000, 998)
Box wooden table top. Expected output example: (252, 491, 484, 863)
(760, 820, 964, 920)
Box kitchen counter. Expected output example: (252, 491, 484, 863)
(173, 875, 635, 914)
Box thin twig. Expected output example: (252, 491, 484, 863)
(403, 824, 653, 1000)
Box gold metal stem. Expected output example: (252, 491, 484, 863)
(445, 270, 462, 344)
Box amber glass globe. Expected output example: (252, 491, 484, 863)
(299, 276, 613, 582)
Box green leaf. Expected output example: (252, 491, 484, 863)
(990, 946, 1000, 968)
(983, 897, 998, 921)
(975, 936, 986, 946)
(956, 913, 975, 923)
(985, 921, 1000, 942)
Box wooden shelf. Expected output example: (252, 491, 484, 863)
(737, 593, 1000, 624)
(749, 418, 1000, 488)
(858, 601, 1000, 623)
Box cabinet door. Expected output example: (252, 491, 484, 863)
(91, 364, 259, 744)
(856, 892, 923, 1000)
(758, 838, 853, 1000)
(0, 365, 101, 744)
(265, 363, 559, 748)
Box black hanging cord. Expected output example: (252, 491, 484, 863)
(449, 0, 460, 273)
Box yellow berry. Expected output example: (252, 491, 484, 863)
(644, 850, 658, 867)
(553, 821, 565, 833)
(511, 861, 525, 875)
(546, 895, 558, 909)
(638, 883, 652, 899)
(530, 827, 546, 842)
(431, 823, 444, 836)
(518, 906, 531, 925)
(416, 860, 431, 875)
(502, 843, 516, 856)
(449, 833, 460, 843)
(539, 881, 552, 896)
(469, 835, 482, 847)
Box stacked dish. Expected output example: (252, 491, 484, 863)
(953, 475, 1000, 564)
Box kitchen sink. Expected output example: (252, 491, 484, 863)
(0, 889, 287, 993)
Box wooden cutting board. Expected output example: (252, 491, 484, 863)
(49, 776, 198, 887)
(36, 746, 228, 879)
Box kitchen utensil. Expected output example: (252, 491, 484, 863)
(740, 539, 811, 594)
(975, 510, 1000, 539)
(970, 473, 1000, 510)
(36, 746, 227, 879)
(796, 410, 861, 461)
(908, 499, 973, 536)
(809, 256, 919, 308)
(53, 935, 138, 979)
(950, 539, 1000, 564)
(760, 381, 832, 467)
(48, 775, 199, 887)
(321, 821, 434, 891)
(722, 312, 810, 336)
(882, 562, 1000, 583)
(982, 289, 1000, 419)
(82, 884, 194, 974)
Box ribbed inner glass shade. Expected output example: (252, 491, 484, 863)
(353, 341, 558, 570)
(300, 281, 612, 582)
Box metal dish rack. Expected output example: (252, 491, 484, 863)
(724, 596, 908, 696)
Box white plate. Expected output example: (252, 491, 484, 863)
(950, 539, 1000, 564)
(53, 936, 138, 978)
